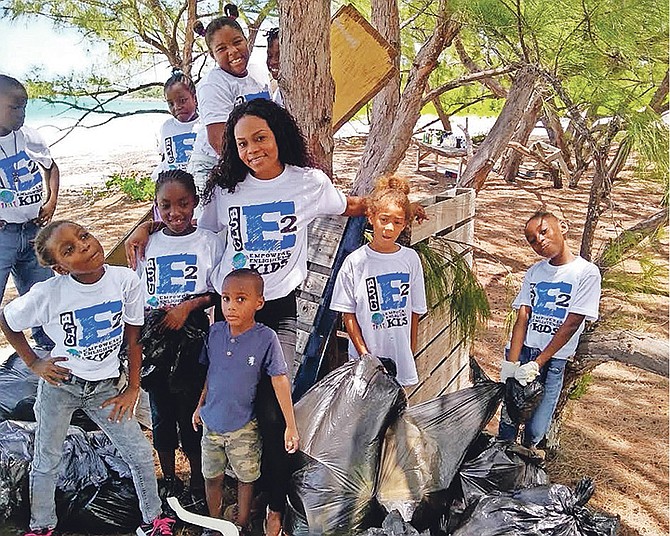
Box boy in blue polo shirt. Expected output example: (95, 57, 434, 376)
(192, 268, 299, 535)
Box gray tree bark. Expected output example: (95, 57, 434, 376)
(353, 0, 460, 186)
(459, 66, 538, 191)
(352, 0, 401, 195)
(501, 91, 543, 183)
(278, 0, 335, 174)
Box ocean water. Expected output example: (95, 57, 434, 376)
(26, 97, 169, 161)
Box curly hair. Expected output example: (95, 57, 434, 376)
(367, 174, 413, 222)
(203, 99, 314, 201)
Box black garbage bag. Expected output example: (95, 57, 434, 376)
(452, 477, 619, 536)
(0, 420, 34, 519)
(375, 358, 505, 524)
(57, 427, 110, 493)
(0, 352, 98, 430)
(139, 307, 208, 396)
(56, 478, 142, 533)
(0, 354, 38, 421)
(504, 377, 545, 424)
(458, 434, 547, 505)
(88, 431, 132, 479)
(285, 355, 407, 536)
(357, 510, 430, 536)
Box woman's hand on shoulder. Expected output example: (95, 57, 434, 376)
(124, 221, 154, 269)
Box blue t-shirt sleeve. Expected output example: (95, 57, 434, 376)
(263, 329, 288, 377)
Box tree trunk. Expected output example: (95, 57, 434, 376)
(355, 1, 460, 185)
(544, 329, 668, 454)
(453, 37, 508, 98)
(180, 0, 197, 76)
(432, 94, 453, 132)
(541, 106, 573, 172)
(649, 70, 669, 114)
(352, 0, 400, 195)
(594, 209, 669, 272)
(459, 66, 538, 191)
(278, 0, 335, 174)
(502, 91, 543, 183)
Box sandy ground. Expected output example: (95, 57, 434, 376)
(0, 137, 668, 535)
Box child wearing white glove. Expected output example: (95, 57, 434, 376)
(498, 211, 601, 449)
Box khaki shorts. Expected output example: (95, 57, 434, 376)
(201, 419, 262, 483)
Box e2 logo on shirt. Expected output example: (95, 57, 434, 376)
(60, 301, 123, 349)
(145, 254, 198, 295)
(530, 281, 572, 320)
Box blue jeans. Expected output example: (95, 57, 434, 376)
(498, 346, 567, 447)
(0, 221, 54, 349)
(31, 376, 162, 530)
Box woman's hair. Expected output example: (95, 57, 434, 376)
(205, 16, 246, 51)
(204, 99, 313, 199)
(266, 27, 279, 46)
(164, 68, 196, 97)
(155, 169, 197, 199)
(34, 220, 77, 266)
(368, 174, 413, 222)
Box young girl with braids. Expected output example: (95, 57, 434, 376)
(136, 169, 224, 505)
(152, 70, 199, 180)
(331, 175, 428, 387)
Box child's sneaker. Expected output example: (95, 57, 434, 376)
(24, 529, 57, 536)
(136, 514, 176, 536)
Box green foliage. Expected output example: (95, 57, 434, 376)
(413, 238, 491, 342)
(602, 256, 669, 296)
(568, 372, 592, 400)
(105, 173, 155, 202)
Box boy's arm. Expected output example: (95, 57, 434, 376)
(507, 306, 531, 363)
(534, 312, 585, 367)
(101, 324, 142, 422)
(192, 380, 208, 431)
(270, 374, 300, 453)
(38, 162, 59, 225)
(0, 309, 69, 384)
(410, 312, 421, 354)
(342, 312, 370, 356)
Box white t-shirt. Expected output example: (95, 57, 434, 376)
(201, 165, 347, 301)
(192, 67, 271, 158)
(152, 116, 200, 179)
(513, 256, 601, 359)
(0, 126, 52, 223)
(3, 266, 144, 381)
(137, 228, 224, 308)
(330, 245, 428, 386)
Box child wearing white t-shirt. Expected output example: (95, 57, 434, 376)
(0, 221, 173, 536)
(331, 175, 428, 386)
(152, 70, 199, 181)
(498, 211, 601, 451)
(136, 170, 223, 504)
(188, 16, 271, 207)
(0, 75, 60, 350)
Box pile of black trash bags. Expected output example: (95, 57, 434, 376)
(1, 350, 619, 535)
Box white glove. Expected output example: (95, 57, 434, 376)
(500, 360, 519, 383)
(514, 361, 540, 386)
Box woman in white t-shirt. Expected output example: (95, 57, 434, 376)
(331, 175, 428, 387)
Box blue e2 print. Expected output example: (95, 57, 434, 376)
(242, 201, 297, 251)
(74, 301, 123, 346)
(532, 281, 572, 320)
(376, 272, 410, 311)
(155, 254, 198, 294)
